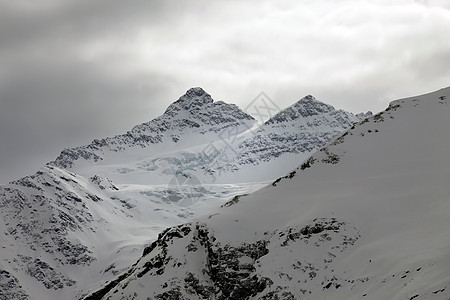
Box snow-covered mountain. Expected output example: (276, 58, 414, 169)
(0, 87, 370, 299)
(0, 165, 265, 299)
(235, 95, 371, 171)
(48, 88, 369, 185)
(85, 87, 450, 300)
(49, 87, 256, 171)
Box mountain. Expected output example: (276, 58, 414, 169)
(48, 89, 369, 185)
(0, 164, 267, 299)
(0, 166, 126, 299)
(49, 87, 256, 170)
(85, 87, 450, 300)
(234, 95, 371, 171)
(0, 88, 370, 299)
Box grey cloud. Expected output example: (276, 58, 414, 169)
(1, 0, 450, 183)
(0, 45, 177, 183)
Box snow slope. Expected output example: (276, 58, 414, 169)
(86, 87, 450, 300)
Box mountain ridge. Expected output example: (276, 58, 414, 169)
(85, 86, 450, 300)
(0, 87, 375, 299)
(48, 88, 369, 185)
(49, 87, 257, 170)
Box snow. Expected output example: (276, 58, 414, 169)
(91, 87, 450, 300)
(0, 87, 383, 299)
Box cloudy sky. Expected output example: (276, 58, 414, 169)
(1, 0, 449, 183)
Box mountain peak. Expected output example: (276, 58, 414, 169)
(294, 95, 335, 116)
(186, 87, 208, 97)
(265, 95, 336, 124)
(299, 94, 315, 102)
(164, 87, 213, 116)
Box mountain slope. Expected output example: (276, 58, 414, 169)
(87, 87, 450, 300)
(0, 88, 372, 299)
(0, 165, 265, 299)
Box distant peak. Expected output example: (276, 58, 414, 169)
(177, 87, 212, 105)
(186, 87, 207, 97)
(264, 95, 337, 124)
(164, 87, 213, 115)
(297, 95, 324, 105)
(293, 95, 335, 116)
(300, 95, 315, 101)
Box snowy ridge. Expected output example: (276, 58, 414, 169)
(235, 95, 371, 167)
(48, 89, 368, 185)
(86, 87, 450, 300)
(49, 87, 256, 169)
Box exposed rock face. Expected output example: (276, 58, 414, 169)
(84, 218, 360, 300)
(0, 270, 28, 300)
(0, 166, 110, 297)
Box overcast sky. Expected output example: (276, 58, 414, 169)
(1, 0, 449, 183)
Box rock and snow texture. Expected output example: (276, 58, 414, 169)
(0, 87, 370, 299)
(48, 87, 257, 171)
(235, 95, 370, 169)
(86, 87, 450, 300)
(47, 88, 368, 185)
(0, 165, 265, 299)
